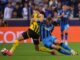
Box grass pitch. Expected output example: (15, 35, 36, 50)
(0, 43, 80, 60)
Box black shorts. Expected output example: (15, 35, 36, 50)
(22, 29, 39, 45)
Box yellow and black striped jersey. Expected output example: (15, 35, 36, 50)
(29, 21, 39, 34)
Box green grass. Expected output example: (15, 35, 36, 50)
(0, 43, 80, 60)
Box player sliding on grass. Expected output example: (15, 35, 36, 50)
(1, 9, 55, 56)
(39, 17, 78, 55)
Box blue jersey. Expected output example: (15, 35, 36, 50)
(39, 21, 54, 40)
(58, 10, 71, 25)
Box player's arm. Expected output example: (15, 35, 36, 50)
(57, 11, 65, 20)
(45, 25, 54, 31)
(57, 13, 64, 18)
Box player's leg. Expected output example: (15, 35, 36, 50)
(51, 36, 72, 55)
(63, 24, 69, 45)
(54, 40, 77, 55)
(39, 43, 55, 55)
(39, 46, 56, 55)
(42, 36, 72, 55)
(37, 36, 55, 55)
(60, 24, 65, 42)
(54, 40, 71, 51)
(60, 42, 77, 55)
(33, 39, 52, 53)
(46, 36, 77, 55)
(1, 34, 23, 56)
(61, 32, 64, 41)
(44, 40, 71, 55)
(30, 32, 52, 53)
(33, 38, 55, 55)
(61, 24, 69, 45)
(33, 39, 40, 51)
(10, 30, 30, 53)
(10, 34, 23, 53)
(51, 44, 71, 55)
(1, 30, 30, 56)
(29, 29, 40, 51)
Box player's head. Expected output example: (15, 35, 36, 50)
(62, 4, 68, 11)
(46, 17, 52, 25)
(39, 12, 45, 22)
(33, 7, 39, 14)
(32, 7, 40, 21)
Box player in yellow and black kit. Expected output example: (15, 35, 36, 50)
(22, 20, 40, 50)
(0, 7, 40, 56)
(1, 21, 40, 56)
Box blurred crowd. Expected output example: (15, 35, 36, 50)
(0, 0, 80, 26)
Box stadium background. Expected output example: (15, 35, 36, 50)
(0, 0, 80, 60)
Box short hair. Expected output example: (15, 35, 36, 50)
(34, 6, 39, 11)
(39, 14, 44, 18)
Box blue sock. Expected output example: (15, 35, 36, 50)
(65, 33, 68, 40)
(60, 43, 71, 51)
(58, 48, 71, 55)
(61, 34, 64, 40)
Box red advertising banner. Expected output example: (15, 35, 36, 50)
(52, 26, 80, 42)
(0, 27, 32, 43)
(0, 26, 80, 43)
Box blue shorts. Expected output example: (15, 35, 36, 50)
(42, 36, 57, 49)
(60, 24, 69, 32)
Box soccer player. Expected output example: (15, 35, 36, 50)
(1, 11, 55, 56)
(1, 18, 40, 56)
(58, 4, 71, 45)
(39, 17, 77, 55)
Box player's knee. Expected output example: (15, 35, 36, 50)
(33, 40, 39, 45)
(17, 34, 24, 41)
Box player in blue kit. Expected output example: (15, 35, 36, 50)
(58, 4, 71, 45)
(39, 17, 78, 55)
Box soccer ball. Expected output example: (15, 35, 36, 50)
(1, 48, 7, 55)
